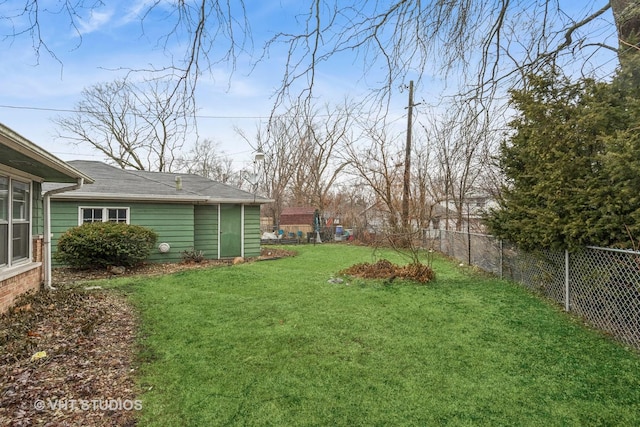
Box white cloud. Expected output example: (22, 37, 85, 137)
(76, 10, 115, 36)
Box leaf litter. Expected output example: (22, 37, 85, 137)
(0, 247, 296, 426)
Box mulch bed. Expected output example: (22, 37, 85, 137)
(0, 248, 296, 426)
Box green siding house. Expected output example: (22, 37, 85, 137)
(45, 161, 271, 264)
(0, 123, 93, 313)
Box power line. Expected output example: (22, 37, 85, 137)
(0, 103, 275, 119)
(0, 103, 370, 120)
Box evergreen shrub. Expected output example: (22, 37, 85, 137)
(55, 222, 158, 268)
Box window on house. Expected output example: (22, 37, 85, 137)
(0, 175, 31, 268)
(80, 207, 129, 224)
(0, 176, 8, 267)
(12, 180, 30, 262)
(107, 208, 128, 223)
(82, 208, 103, 223)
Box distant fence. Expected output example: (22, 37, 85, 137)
(424, 229, 640, 351)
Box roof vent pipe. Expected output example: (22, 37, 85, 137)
(175, 176, 182, 191)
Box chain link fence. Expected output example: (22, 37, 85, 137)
(425, 229, 640, 351)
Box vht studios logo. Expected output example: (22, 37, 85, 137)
(34, 398, 142, 412)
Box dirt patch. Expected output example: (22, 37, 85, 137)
(0, 247, 296, 426)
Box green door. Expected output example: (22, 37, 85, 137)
(220, 204, 242, 258)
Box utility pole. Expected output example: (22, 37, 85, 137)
(402, 80, 415, 231)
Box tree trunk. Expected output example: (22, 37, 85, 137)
(611, 0, 640, 67)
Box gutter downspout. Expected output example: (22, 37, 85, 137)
(43, 178, 84, 290)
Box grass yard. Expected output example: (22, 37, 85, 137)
(110, 244, 639, 426)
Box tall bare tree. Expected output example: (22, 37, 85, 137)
(287, 100, 353, 210)
(342, 120, 405, 231)
(419, 102, 498, 231)
(53, 78, 194, 171)
(239, 99, 353, 228)
(237, 117, 298, 230)
(266, 1, 636, 107)
(174, 139, 234, 182)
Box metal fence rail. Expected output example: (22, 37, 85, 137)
(426, 229, 640, 351)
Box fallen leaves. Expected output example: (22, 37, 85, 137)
(0, 286, 138, 426)
(0, 247, 298, 426)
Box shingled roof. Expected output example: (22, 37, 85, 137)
(44, 160, 272, 204)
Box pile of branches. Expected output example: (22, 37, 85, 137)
(339, 259, 435, 284)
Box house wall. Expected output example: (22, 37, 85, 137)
(137, 203, 194, 263)
(194, 204, 219, 258)
(244, 205, 261, 258)
(50, 200, 196, 264)
(50, 200, 264, 265)
(0, 181, 44, 314)
(0, 237, 43, 314)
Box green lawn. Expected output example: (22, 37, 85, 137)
(110, 244, 639, 426)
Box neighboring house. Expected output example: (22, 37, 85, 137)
(279, 207, 316, 235)
(45, 161, 272, 265)
(430, 193, 497, 233)
(0, 123, 93, 314)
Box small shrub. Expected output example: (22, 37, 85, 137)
(55, 222, 158, 269)
(181, 248, 205, 264)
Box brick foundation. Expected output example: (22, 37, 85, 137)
(0, 237, 44, 314)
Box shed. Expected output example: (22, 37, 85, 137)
(45, 161, 272, 264)
(279, 207, 316, 235)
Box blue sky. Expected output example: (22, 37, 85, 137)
(0, 1, 619, 169)
(0, 0, 382, 168)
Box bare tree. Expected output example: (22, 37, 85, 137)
(267, 1, 635, 107)
(2, 1, 250, 111)
(410, 136, 438, 231)
(237, 117, 298, 231)
(174, 139, 234, 182)
(419, 102, 498, 231)
(53, 78, 193, 171)
(287, 100, 353, 210)
(238, 99, 354, 228)
(4, 2, 636, 110)
(342, 120, 405, 231)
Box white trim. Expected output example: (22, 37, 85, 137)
(0, 174, 32, 269)
(216, 204, 221, 260)
(241, 204, 245, 258)
(0, 261, 41, 282)
(77, 206, 130, 225)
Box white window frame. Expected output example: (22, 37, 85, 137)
(0, 172, 33, 270)
(78, 207, 130, 225)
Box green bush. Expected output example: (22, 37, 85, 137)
(55, 222, 158, 269)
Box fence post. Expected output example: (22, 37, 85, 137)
(467, 230, 472, 265)
(499, 240, 503, 280)
(564, 249, 570, 312)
